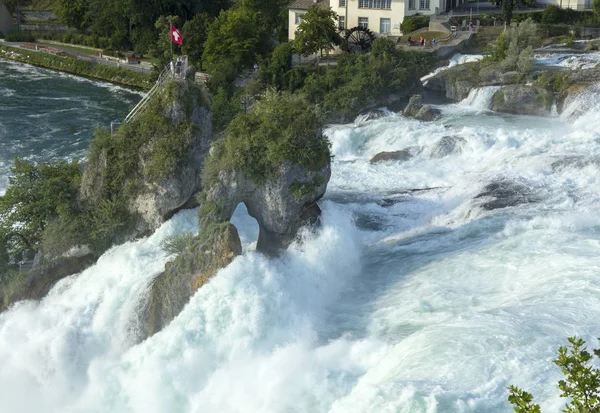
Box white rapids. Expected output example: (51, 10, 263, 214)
(1, 62, 600, 413)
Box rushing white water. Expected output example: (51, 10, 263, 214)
(460, 86, 501, 111)
(420, 53, 484, 84)
(535, 51, 600, 70)
(2, 77, 600, 411)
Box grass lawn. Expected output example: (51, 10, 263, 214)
(399, 31, 449, 44)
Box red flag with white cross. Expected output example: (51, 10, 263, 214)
(171, 25, 183, 45)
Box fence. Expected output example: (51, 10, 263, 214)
(122, 56, 188, 125)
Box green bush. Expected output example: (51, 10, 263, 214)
(202, 90, 331, 188)
(298, 48, 436, 120)
(401, 14, 430, 34)
(508, 337, 600, 413)
(5, 31, 36, 42)
(541, 5, 562, 24)
(0, 159, 82, 260)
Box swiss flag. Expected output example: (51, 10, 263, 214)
(171, 25, 183, 45)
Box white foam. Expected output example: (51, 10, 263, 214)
(421, 53, 484, 84)
(460, 86, 501, 111)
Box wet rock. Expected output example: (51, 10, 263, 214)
(141, 223, 242, 339)
(370, 150, 413, 164)
(358, 108, 389, 122)
(430, 136, 466, 158)
(491, 85, 553, 116)
(1, 252, 97, 312)
(474, 179, 540, 211)
(551, 155, 600, 171)
(202, 161, 330, 256)
(415, 105, 441, 121)
(403, 95, 424, 117)
(403, 95, 441, 122)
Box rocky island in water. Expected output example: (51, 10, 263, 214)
(2, 7, 600, 412)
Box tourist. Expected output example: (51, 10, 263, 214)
(432, 38, 437, 47)
(407, 36, 412, 45)
(169, 60, 174, 78)
(420, 37, 424, 47)
(175, 57, 182, 77)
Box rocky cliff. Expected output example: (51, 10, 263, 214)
(81, 79, 211, 237)
(138, 91, 332, 338)
(0, 77, 212, 312)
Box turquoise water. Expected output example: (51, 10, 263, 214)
(0, 58, 142, 193)
(1, 56, 600, 412)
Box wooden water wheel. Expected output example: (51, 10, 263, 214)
(345, 26, 375, 53)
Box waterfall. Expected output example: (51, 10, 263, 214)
(460, 86, 501, 111)
(560, 83, 600, 130)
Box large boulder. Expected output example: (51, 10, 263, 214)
(370, 149, 413, 164)
(202, 161, 330, 255)
(474, 179, 540, 211)
(415, 104, 441, 121)
(430, 136, 466, 158)
(141, 223, 242, 338)
(403, 95, 441, 121)
(491, 85, 553, 116)
(403, 95, 424, 117)
(138, 91, 332, 339)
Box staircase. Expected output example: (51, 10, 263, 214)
(123, 66, 170, 124)
(123, 56, 189, 124)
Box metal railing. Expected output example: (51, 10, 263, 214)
(123, 55, 188, 124)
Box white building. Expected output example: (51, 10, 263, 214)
(536, 0, 592, 9)
(289, 0, 460, 40)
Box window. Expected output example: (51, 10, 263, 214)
(339, 0, 346, 6)
(419, 0, 430, 9)
(338, 16, 346, 29)
(295, 12, 304, 24)
(380, 18, 391, 33)
(358, 17, 369, 29)
(358, 0, 391, 8)
(408, 0, 415, 9)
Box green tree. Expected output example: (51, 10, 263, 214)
(293, 6, 339, 57)
(202, 7, 266, 72)
(236, 0, 291, 40)
(182, 13, 212, 69)
(0, 159, 81, 259)
(594, 0, 600, 22)
(260, 41, 294, 90)
(502, 0, 514, 24)
(53, 0, 91, 31)
(507, 386, 541, 413)
(87, 0, 133, 49)
(149, 15, 183, 69)
(541, 5, 562, 24)
(508, 337, 600, 413)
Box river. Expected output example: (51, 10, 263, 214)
(1, 55, 600, 412)
(0, 58, 143, 193)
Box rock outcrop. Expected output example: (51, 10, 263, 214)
(431, 136, 466, 158)
(403, 95, 441, 121)
(201, 162, 330, 255)
(141, 223, 242, 338)
(491, 85, 553, 116)
(370, 150, 413, 164)
(1, 79, 212, 314)
(1, 252, 97, 312)
(138, 91, 332, 339)
(474, 179, 541, 211)
(81, 80, 212, 236)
